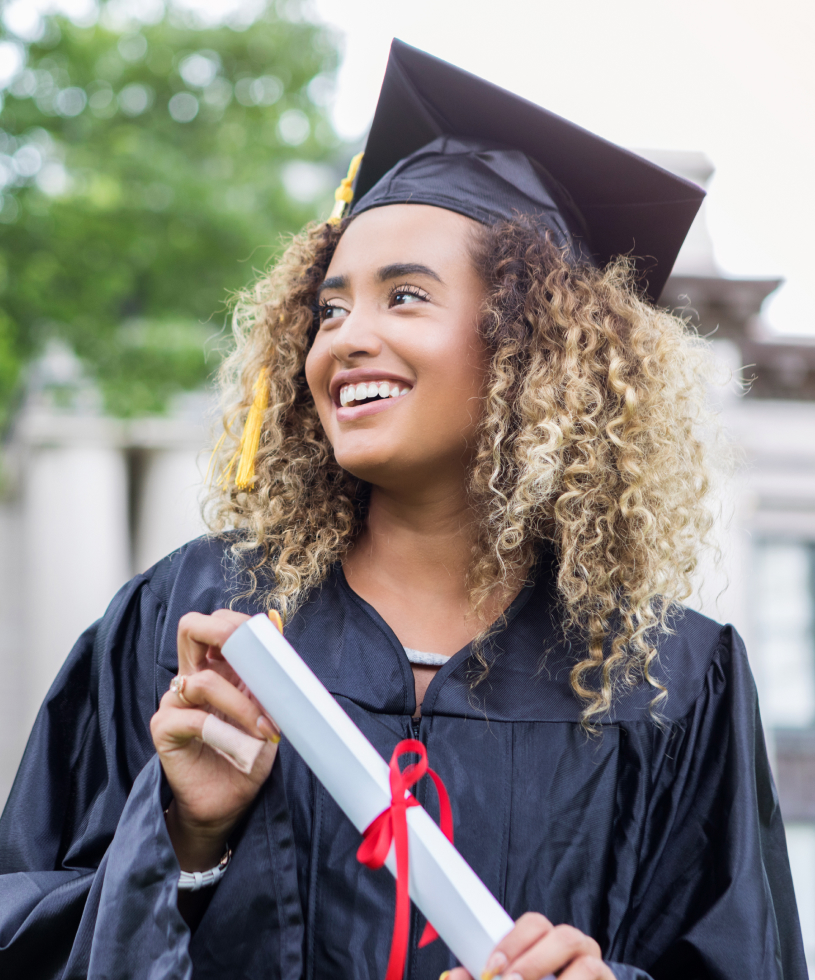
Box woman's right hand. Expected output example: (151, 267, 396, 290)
(150, 609, 280, 871)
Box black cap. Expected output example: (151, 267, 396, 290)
(348, 39, 705, 303)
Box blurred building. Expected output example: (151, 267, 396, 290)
(652, 150, 815, 971)
(1, 153, 814, 969)
(0, 357, 208, 808)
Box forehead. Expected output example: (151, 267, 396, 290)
(326, 204, 482, 280)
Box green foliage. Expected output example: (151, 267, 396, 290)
(0, 2, 343, 419)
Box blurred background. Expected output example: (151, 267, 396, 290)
(0, 0, 813, 969)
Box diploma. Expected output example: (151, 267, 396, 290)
(222, 613, 515, 979)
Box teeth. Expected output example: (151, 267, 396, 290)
(338, 381, 412, 406)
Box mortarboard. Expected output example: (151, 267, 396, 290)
(334, 39, 705, 304)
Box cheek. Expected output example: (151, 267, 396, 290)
(434, 321, 488, 397)
(411, 333, 488, 437)
(304, 341, 328, 404)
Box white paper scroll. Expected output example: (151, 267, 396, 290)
(222, 613, 515, 979)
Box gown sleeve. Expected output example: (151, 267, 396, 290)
(0, 572, 168, 977)
(0, 562, 303, 980)
(610, 626, 808, 980)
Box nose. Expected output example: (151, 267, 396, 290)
(329, 307, 383, 363)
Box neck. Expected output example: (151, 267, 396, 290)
(357, 480, 477, 585)
(342, 474, 519, 655)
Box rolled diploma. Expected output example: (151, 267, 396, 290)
(222, 613, 515, 979)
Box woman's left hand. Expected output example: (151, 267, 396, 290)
(446, 912, 615, 980)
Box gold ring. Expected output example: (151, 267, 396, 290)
(169, 674, 193, 707)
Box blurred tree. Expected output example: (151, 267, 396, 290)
(0, 1, 343, 419)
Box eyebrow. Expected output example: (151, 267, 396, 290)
(376, 262, 443, 284)
(317, 263, 443, 295)
(317, 275, 349, 295)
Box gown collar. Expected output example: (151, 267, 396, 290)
(331, 550, 554, 717)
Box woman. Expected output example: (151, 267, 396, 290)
(0, 41, 806, 980)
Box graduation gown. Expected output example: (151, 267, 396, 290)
(0, 535, 807, 980)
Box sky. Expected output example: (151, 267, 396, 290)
(3, 0, 814, 336)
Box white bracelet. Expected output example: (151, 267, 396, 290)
(177, 845, 232, 892)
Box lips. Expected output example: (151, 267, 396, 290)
(335, 388, 412, 422)
(329, 370, 414, 408)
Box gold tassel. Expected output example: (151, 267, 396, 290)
(217, 368, 269, 491)
(328, 151, 364, 224)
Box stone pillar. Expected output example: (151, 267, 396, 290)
(0, 499, 27, 805)
(132, 446, 206, 573)
(21, 433, 130, 734)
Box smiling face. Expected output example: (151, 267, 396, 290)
(305, 204, 488, 494)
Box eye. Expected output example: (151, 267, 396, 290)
(317, 299, 348, 323)
(389, 284, 429, 307)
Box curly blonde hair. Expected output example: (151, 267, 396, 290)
(206, 214, 720, 723)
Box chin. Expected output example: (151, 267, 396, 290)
(333, 452, 393, 486)
(330, 436, 381, 468)
(331, 439, 420, 487)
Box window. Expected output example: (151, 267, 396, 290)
(753, 541, 815, 729)
(753, 540, 815, 970)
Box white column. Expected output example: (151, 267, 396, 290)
(132, 448, 206, 574)
(786, 824, 815, 975)
(22, 445, 130, 732)
(0, 498, 27, 807)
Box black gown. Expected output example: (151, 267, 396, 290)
(0, 535, 807, 980)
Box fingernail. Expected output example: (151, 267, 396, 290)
(267, 610, 283, 633)
(439, 972, 451, 980)
(503, 974, 523, 980)
(482, 951, 508, 980)
(257, 716, 281, 743)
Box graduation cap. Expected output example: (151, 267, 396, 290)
(330, 39, 705, 303)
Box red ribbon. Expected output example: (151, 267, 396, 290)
(356, 738, 454, 980)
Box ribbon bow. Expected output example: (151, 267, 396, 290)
(357, 738, 454, 980)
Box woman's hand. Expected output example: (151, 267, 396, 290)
(446, 913, 615, 980)
(150, 609, 280, 871)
